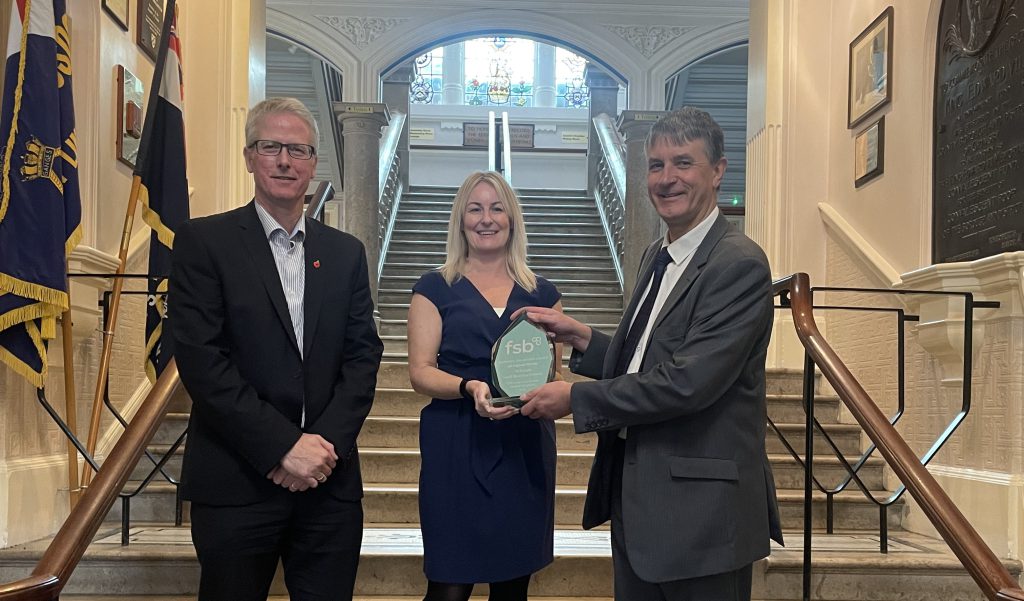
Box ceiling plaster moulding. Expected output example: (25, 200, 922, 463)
(604, 24, 697, 58)
(314, 15, 410, 49)
(280, 0, 746, 18)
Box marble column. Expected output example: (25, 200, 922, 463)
(617, 110, 667, 298)
(335, 103, 391, 302)
(585, 64, 621, 196)
(382, 64, 414, 190)
(442, 42, 465, 105)
(534, 42, 556, 108)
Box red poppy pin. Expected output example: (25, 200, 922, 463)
(313, 260, 321, 269)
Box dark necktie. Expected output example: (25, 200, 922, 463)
(613, 247, 673, 377)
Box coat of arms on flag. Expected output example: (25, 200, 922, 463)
(0, 0, 81, 387)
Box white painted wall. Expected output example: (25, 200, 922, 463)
(408, 104, 589, 189)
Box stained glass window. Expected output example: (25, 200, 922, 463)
(408, 37, 592, 109)
(464, 37, 535, 107)
(411, 47, 443, 105)
(555, 47, 589, 108)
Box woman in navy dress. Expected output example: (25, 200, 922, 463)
(407, 171, 563, 601)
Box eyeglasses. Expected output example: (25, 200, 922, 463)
(249, 139, 316, 160)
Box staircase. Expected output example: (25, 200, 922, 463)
(0, 187, 1018, 599)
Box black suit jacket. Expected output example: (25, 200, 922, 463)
(569, 214, 783, 582)
(169, 201, 383, 505)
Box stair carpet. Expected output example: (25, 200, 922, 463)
(2, 187, 1017, 600)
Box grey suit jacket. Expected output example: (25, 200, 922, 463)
(569, 214, 783, 583)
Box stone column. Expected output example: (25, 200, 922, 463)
(335, 103, 391, 302)
(382, 64, 414, 190)
(617, 110, 667, 298)
(534, 43, 557, 107)
(442, 42, 465, 105)
(585, 64, 620, 196)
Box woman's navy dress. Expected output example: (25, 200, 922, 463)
(413, 271, 560, 583)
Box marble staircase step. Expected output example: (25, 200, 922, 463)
(378, 288, 624, 309)
(389, 229, 608, 243)
(394, 217, 605, 234)
(356, 415, 864, 456)
(4, 527, 1016, 600)
(356, 448, 887, 489)
(380, 274, 622, 295)
(381, 262, 617, 278)
(396, 209, 598, 223)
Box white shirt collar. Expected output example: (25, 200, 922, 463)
(254, 200, 306, 240)
(662, 207, 719, 264)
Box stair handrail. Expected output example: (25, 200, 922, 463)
(500, 111, 512, 184)
(592, 113, 626, 287)
(0, 361, 182, 601)
(377, 110, 407, 280)
(773, 273, 1024, 601)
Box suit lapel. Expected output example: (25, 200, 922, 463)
(604, 240, 662, 377)
(238, 202, 301, 354)
(302, 220, 324, 358)
(651, 214, 731, 330)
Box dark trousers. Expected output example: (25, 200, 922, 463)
(609, 439, 753, 601)
(190, 487, 363, 601)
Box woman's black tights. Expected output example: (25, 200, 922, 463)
(423, 574, 531, 601)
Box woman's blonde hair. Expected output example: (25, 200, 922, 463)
(439, 171, 537, 292)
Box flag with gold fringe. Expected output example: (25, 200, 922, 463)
(0, 0, 81, 387)
(138, 1, 188, 383)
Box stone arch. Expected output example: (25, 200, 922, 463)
(361, 10, 642, 105)
(267, 9, 360, 85)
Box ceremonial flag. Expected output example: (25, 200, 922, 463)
(0, 0, 81, 387)
(138, 1, 188, 383)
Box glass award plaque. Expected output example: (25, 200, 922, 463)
(489, 313, 556, 408)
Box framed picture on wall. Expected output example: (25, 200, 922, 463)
(136, 0, 164, 61)
(848, 6, 893, 129)
(102, 0, 129, 31)
(854, 116, 885, 187)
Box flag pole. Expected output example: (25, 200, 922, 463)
(60, 307, 81, 507)
(81, 177, 142, 488)
(81, 0, 177, 488)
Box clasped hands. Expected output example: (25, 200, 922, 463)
(266, 433, 338, 493)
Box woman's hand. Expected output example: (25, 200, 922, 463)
(468, 379, 518, 421)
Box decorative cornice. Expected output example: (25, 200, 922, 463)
(314, 15, 409, 48)
(602, 24, 696, 58)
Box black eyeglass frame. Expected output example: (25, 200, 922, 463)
(248, 139, 317, 160)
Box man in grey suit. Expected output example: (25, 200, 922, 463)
(519, 107, 783, 600)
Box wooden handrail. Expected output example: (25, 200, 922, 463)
(774, 274, 1024, 601)
(0, 360, 181, 601)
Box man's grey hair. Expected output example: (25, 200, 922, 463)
(646, 106, 725, 164)
(245, 97, 320, 149)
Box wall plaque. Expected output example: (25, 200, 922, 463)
(137, 0, 163, 62)
(463, 122, 535, 148)
(933, 0, 1024, 263)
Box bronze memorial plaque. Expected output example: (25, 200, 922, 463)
(933, 0, 1024, 263)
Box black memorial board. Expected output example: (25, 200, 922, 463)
(933, 0, 1024, 263)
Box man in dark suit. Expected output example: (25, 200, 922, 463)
(169, 97, 383, 601)
(520, 107, 783, 600)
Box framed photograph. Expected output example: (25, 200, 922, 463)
(116, 65, 145, 168)
(102, 0, 129, 31)
(848, 6, 893, 129)
(136, 0, 164, 62)
(854, 116, 885, 188)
